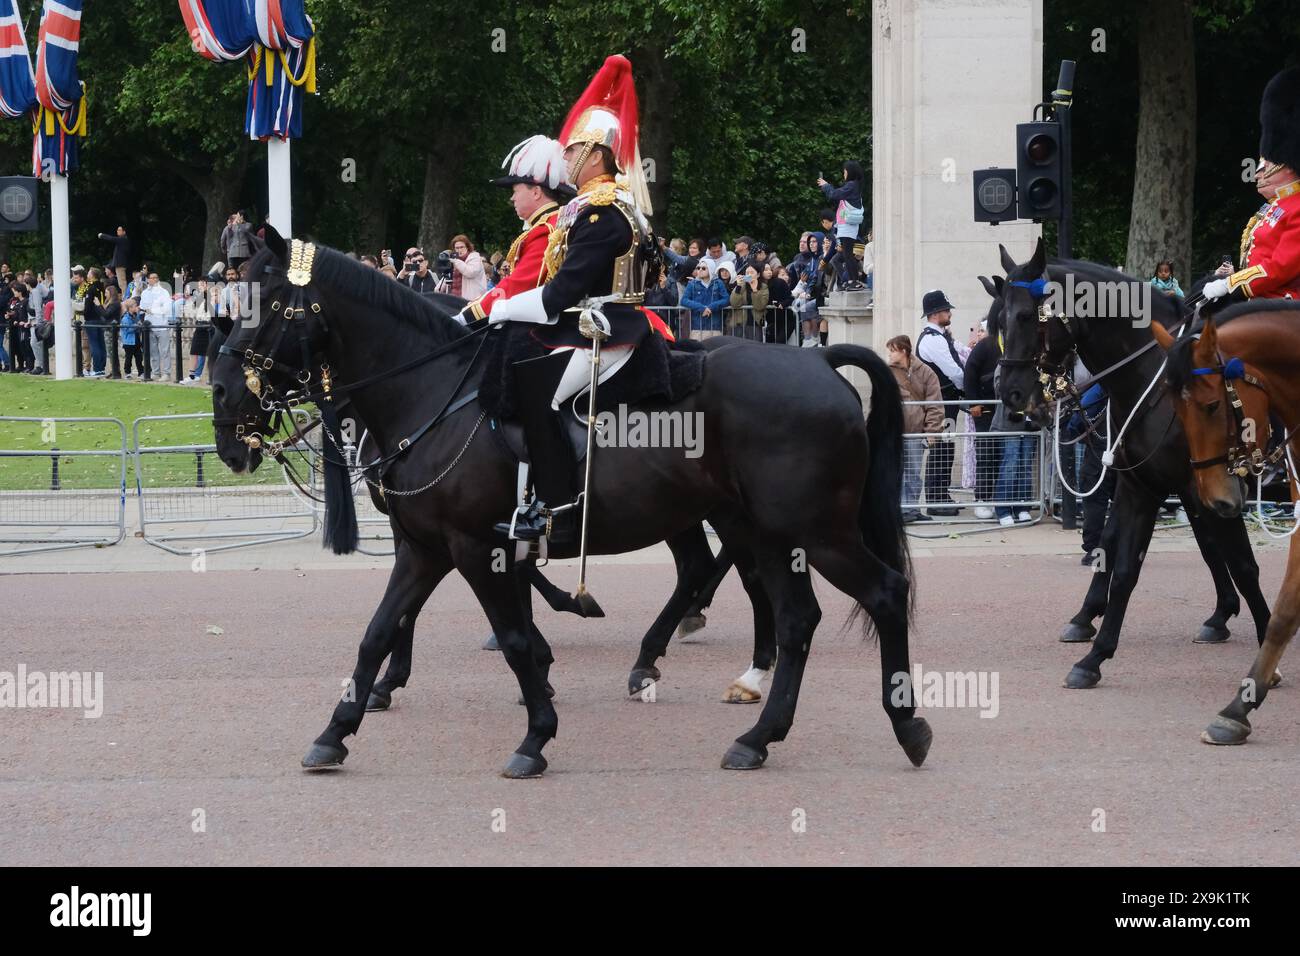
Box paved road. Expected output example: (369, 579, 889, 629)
(2, 549, 1297, 865)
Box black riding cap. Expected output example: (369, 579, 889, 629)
(1260, 67, 1300, 173)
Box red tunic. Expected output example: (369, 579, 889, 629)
(1232, 180, 1300, 299)
(466, 202, 560, 321)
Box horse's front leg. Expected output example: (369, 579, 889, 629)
(1203, 525, 1300, 744)
(368, 543, 422, 711)
(303, 545, 451, 769)
(458, 542, 559, 778)
(1061, 502, 1118, 643)
(627, 523, 719, 696)
(1064, 479, 1160, 688)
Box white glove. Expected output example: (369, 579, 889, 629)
(1202, 277, 1231, 301)
(451, 309, 469, 326)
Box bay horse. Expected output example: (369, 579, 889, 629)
(1152, 304, 1296, 743)
(210, 230, 929, 777)
(996, 239, 1271, 689)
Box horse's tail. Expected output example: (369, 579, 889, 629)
(822, 344, 914, 631)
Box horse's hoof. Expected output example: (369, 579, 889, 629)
(1063, 666, 1101, 689)
(502, 751, 547, 778)
(517, 680, 557, 705)
(482, 632, 501, 651)
(721, 741, 768, 770)
(302, 742, 348, 770)
(1269, 669, 1283, 688)
(1194, 625, 1230, 644)
(895, 716, 933, 768)
(365, 689, 392, 712)
(721, 681, 762, 704)
(1059, 623, 1095, 643)
(1200, 714, 1251, 745)
(627, 667, 661, 697)
(676, 614, 707, 641)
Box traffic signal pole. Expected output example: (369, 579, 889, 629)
(1054, 60, 1075, 259)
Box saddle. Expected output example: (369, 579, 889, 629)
(481, 325, 707, 465)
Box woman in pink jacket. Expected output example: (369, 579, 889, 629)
(447, 234, 487, 300)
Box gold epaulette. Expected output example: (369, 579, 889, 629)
(1240, 213, 1262, 267)
(586, 181, 618, 207)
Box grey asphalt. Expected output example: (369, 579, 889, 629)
(2, 533, 1297, 865)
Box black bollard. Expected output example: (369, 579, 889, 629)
(174, 322, 184, 382)
(50, 446, 60, 491)
(141, 321, 151, 381)
(109, 322, 121, 379)
(195, 450, 205, 488)
(74, 323, 83, 377)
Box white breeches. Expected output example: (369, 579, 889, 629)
(550, 345, 634, 410)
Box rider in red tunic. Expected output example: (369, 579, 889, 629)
(462, 136, 573, 322)
(1205, 68, 1300, 303)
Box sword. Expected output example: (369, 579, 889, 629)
(571, 300, 610, 617)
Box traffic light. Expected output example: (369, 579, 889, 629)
(1016, 121, 1062, 220)
(973, 168, 1017, 224)
(0, 177, 38, 232)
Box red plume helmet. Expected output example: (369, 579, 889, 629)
(559, 55, 640, 172)
(558, 55, 652, 214)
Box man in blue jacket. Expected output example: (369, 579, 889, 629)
(679, 261, 730, 340)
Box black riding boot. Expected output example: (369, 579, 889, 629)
(494, 350, 580, 544)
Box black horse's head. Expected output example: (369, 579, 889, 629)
(210, 224, 329, 474)
(995, 237, 1054, 421)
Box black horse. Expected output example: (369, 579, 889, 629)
(211, 231, 929, 776)
(996, 239, 1270, 689)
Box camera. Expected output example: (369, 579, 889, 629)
(435, 251, 454, 279)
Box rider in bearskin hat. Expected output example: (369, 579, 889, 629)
(1204, 67, 1300, 304)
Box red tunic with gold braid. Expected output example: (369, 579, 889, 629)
(465, 201, 560, 320)
(1230, 180, 1300, 299)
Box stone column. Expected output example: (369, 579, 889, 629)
(870, 0, 1044, 355)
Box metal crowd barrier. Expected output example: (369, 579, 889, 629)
(898, 400, 1045, 538)
(645, 304, 806, 346)
(0, 416, 129, 556)
(132, 412, 319, 555)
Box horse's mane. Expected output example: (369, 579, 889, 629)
(1047, 256, 1184, 331)
(1213, 297, 1300, 322)
(307, 245, 472, 347)
(1162, 330, 1200, 391)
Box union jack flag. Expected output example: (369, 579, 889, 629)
(179, 1, 315, 141)
(0, 0, 35, 118)
(34, 0, 79, 110)
(32, 0, 85, 175)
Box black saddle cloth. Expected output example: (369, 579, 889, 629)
(478, 323, 706, 422)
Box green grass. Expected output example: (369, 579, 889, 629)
(0, 376, 287, 491)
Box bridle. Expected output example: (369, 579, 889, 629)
(1186, 351, 1277, 478)
(996, 275, 1080, 407)
(212, 238, 491, 493)
(213, 240, 327, 456)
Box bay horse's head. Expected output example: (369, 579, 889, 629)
(995, 236, 1055, 420)
(210, 225, 331, 474)
(1152, 317, 1259, 518)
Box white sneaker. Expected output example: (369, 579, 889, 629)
(1017, 510, 1032, 522)
(973, 505, 995, 520)
(999, 515, 1015, 527)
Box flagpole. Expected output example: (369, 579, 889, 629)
(50, 171, 73, 380)
(266, 138, 291, 236)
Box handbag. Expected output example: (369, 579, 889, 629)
(843, 201, 865, 226)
